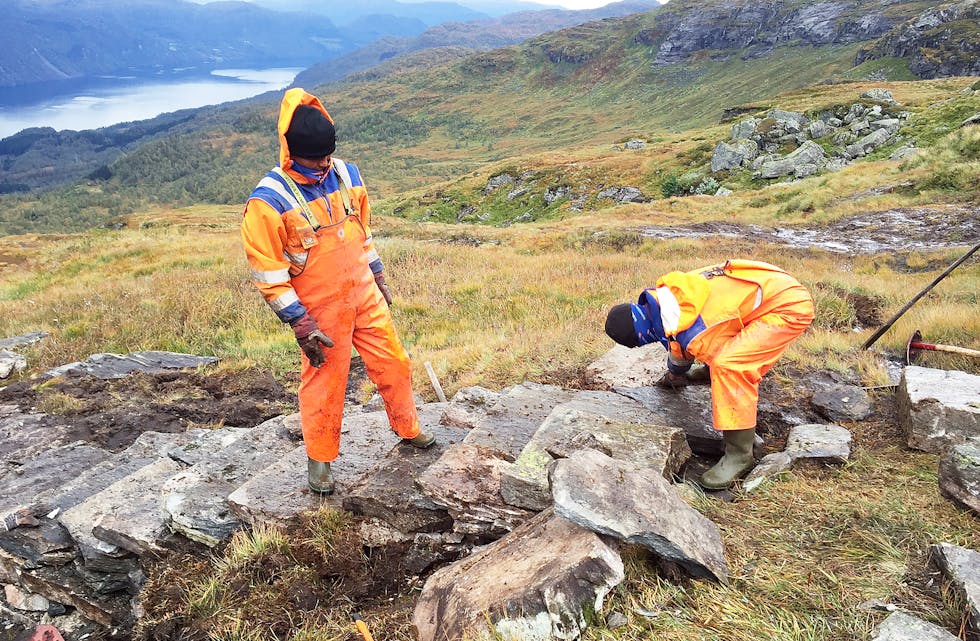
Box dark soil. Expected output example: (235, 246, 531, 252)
(0, 368, 296, 453)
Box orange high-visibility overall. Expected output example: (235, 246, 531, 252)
(241, 89, 421, 462)
(650, 260, 814, 431)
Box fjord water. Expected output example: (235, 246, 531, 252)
(0, 68, 300, 139)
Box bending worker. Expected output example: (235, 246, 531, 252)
(241, 88, 434, 495)
(604, 260, 814, 489)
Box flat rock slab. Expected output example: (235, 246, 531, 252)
(31, 430, 195, 517)
(500, 391, 690, 512)
(457, 383, 580, 460)
(613, 385, 719, 454)
(870, 611, 959, 641)
(413, 509, 624, 641)
(0, 443, 110, 518)
(161, 416, 300, 546)
(45, 351, 219, 380)
(930, 542, 980, 633)
(898, 366, 980, 453)
(61, 458, 184, 555)
(552, 449, 729, 584)
(230, 404, 451, 527)
(343, 409, 466, 534)
(939, 439, 980, 515)
(585, 345, 669, 389)
(0, 407, 73, 473)
(416, 443, 535, 538)
(0, 332, 49, 351)
(167, 427, 251, 466)
(784, 423, 851, 463)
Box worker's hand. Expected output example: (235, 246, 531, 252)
(374, 271, 393, 306)
(291, 314, 334, 368)
(655, 371, 691, 391)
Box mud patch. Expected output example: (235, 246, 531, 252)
(0, 368, 296, 453)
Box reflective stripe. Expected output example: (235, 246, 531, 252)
(754, 287, 763, 310)
(251, 268, 291, 284)
(257, 176, 302, 212)
(284, 250, 309, 265)
(270, 289, 300, 312)
(656, 286, 682, 334)
(365, 247, 380, 264)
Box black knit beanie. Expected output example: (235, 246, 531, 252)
(604, 303, 639, 348)
(285, 105, 336, 158)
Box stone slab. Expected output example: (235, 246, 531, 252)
(412, 509, 623, 641)
(585, 344, 669, 389)
(614, 385, 720, 454)
(898, 366, 980, 453)
(342, 408, 466, 534)
(0, 518, 75, 569)
(228, 404, 447, 525)
(31, 430, 195, 518)
(45, 351, 219, 380)
(870, 611, 959, 641)
(0, 332, 49, 351)
(162, 416, 300, 546)
(784, 423, 851, 464)
(939, 438, 980, 515)
(552, 449, 729, 584)
(0, 443, 110, 518)
(500, 391, 690, 512)
(930, 542, 980, 634)
(61, 457, 184, 558)
(416, 443, 535, 538)
(459, 383, 580, 460)
(0, 407, 73, 474)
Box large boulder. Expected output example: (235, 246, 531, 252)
(412, 509, 623, 641)
(898, 366, 980, 453)
(755, 140, 827, 178)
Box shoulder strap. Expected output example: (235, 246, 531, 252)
(331, 158, 354, 216)
(272, 167, 321, 230)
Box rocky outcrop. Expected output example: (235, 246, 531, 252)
(856, 1, 980, 79)
(635, 0, 909, 66)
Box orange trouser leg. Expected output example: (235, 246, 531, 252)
(298, 304, 356, 463)
(352, 288, 420, 440)
(710, 291, 814, 430)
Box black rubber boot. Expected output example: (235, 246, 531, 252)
(307, 457, 335, 495)
(700, 428, 757, 489)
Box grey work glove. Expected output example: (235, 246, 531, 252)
(374, 271, 393, 306)
(290, 313, 334, 368)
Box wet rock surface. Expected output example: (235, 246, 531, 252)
(640, 207, 980, 255)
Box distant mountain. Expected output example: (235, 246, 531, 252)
(0, 0, 450, 90)
(293, 0, 661, 88)
(244, 0, 489, 25)
(3, 0, 979, 226)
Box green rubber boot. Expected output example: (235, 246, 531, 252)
(402, 430, 436, 449)
(700, 428, 757, 490)
(307, 457, 335, 495)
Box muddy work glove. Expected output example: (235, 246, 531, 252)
(374, 271, 393, 306)
(290, 314, 333, 368)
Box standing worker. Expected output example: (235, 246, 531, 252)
(242, 88, 434, 495)
(604, 260, 814, 489)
